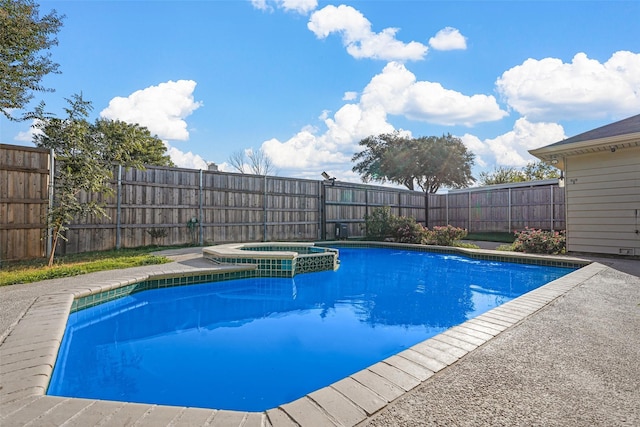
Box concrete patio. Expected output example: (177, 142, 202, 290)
(1, 247, 638, 426)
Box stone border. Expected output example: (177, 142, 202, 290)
(0, 249, 604, 426)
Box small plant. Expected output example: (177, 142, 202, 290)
(186, 217, 199, 244)
(147, 228, 168, 246)
(425, 225, 468, 246)
(454, 242, 480, 249)
(512, 227, 566, 254)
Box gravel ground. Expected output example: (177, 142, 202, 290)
(364, 264, 640, 427)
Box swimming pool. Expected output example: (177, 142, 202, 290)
(47, 247, 576, 412)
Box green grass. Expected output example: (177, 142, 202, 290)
(464, 232, 516, 243)
(1, 247, 173, 287)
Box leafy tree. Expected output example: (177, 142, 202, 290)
(350, 133, 396, 187)
(33, 95, 175, 266)
(34, 94, 113, 266)
(1, 0, 64, 120)
(478, 166, 526, 185)
(522, 161, 560, 181)
(94, 118, 174, 168)
(228, 148, 275, 175)
(352, 132, 475, 193)
(478, 161, 559, 186)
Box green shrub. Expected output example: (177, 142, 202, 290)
(363, 206, 428, 243)
(425, 225, 468, 246)
(363, 206, 396, 240)
(363, 207, 467, 247)
(391, 216, 429, 244)
(513, 228, 565, 254)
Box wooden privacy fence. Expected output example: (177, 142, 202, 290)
(438, 180, 565, 233)
(64, 166, 324, 255)
(1, 144, 565, 261)
(1, 145, 51, 261)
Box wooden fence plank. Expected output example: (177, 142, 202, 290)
(1, 145, 49, 261)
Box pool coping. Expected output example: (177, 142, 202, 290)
(0, 244, 602, 426)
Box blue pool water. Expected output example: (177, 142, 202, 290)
(48, 248, 576, 411)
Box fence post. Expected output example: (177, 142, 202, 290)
(468, 191, 472, 232)
(320, 181, 326, 240)
(365, 188, 369, 235)
(263, 174, 268, 242)
(116, 164, 122, 250)
(550, 185, 554, 231)
(46, 149, 55, 259)
(424, 192, 429, 228)
(508, 188, 512, 233)
(199, 169, 204, 245)
(445, 193, 449, 224)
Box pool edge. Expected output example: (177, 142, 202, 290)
(0, 247, 602, 426)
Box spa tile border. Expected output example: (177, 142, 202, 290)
(204, 243, 339, 278)
(1, 246, 602, 427)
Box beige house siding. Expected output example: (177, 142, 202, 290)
(564, 145, 640, 255)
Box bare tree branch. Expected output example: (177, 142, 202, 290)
(228, 150, 247, 173)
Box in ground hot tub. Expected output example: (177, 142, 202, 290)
(202, 242, 339, 277)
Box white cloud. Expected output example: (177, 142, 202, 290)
(279, 0, 317, 14)
(165, 141, 208, 170)
(461, 118, 566, 168)
(261, 102, 395, 170)
(250, 0, 269, 11)
(14, 120, 42, 142)
(497, 51, 640, 120)
(308, 5, 428, 61)
(428, 27, 467, 51)
(251, 0, 317, 14)
(262, 130, 348, 170)
(260, 61, 508, 175)
(459, 134, 488, 168)
(261, 98, 401, 171)
(100, 80, 202, 141)
(343, 91, 358, 101)
(361, 62, 508, 126)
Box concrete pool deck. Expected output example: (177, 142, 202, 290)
(1, 246, 638, 426)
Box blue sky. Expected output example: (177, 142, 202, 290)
(2, 0, 639, 184)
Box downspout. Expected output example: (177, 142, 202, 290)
(563, 157, 569, 251)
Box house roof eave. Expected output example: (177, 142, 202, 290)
(529, 131, 640, 169)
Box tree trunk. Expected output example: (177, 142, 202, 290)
(48, 224, 61, 267)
